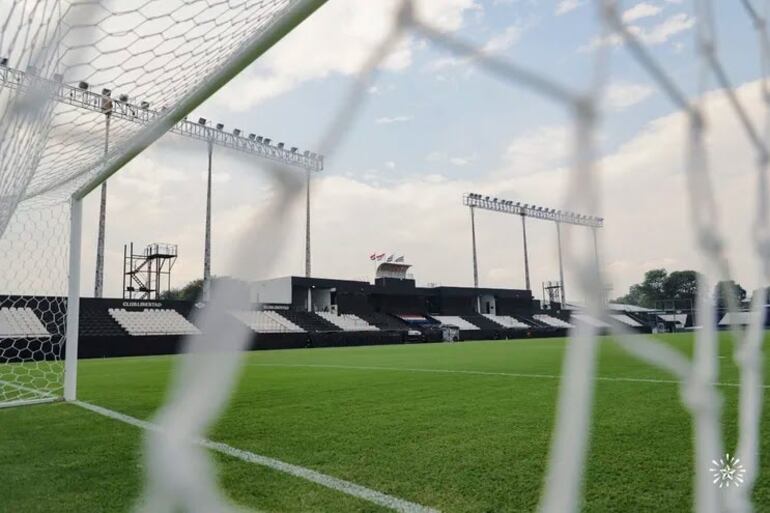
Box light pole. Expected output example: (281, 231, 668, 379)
(521, 213, 531, 291)
(305, 168, 311, 278)
(93, 91, 111, 298)
(203, 140, 213, 300)
(556, 221, 565, 305)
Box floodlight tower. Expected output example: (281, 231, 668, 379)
(0, 63, 324, 299)
(93, 85, 112, 298)
(462, 193, 603, 305)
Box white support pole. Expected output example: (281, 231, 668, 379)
(521, 214, 531, 291)
(203, 140, 213, 301)
(64, 196, 83, 402)
(556, 221, 565, 306)
(305, 168, 311, 278)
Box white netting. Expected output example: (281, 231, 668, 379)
(0, 0, 324, 406)
(1, 0, 768, 512)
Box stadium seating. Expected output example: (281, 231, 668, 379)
(80, 301, 127, 337)
(483, 314, 530, 329)
(277, 310, 342, 332)
(355, 312, 411, 331)
(659, 313, 688, 328)
(316, 312, 378, 331)
(718, 312, 758, 326)
(108, 308, 200, 336)
(572, 314, 610, 328)
(533, 314, 573, 328)
(0, 307, 50, 338)
(432, 315, 480, 330)
(461, 314, 504, 330)
(610, 313, 643, 328)
(232, 310, 304, 333)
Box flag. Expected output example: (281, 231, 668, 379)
(395, 255, 405, 263)
(386, 254, 394, 262)
(376, 253, 385, 261)
(369, 253, 376, 260)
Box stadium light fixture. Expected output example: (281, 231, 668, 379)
(198, 117, 206, 125)
(256, 136, 263, 143)
(291, 147, 298, 153)
(233, 128, 241, 136)
(101, 88, 111, 96)
(140, 101, 150, 109)
(248, 133, 256, 140)
(118, 93, 128, 102)
(0, 57, 7, 67)
(216, 123, 224, 130)
(263, 138, 271, 145)
(462, 192, 603, 228)
(78, 80, 89, 90)
(277, 142, 285, 149)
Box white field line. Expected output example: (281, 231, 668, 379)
(73, 400, 440, 513)
(247, 363, 770, 389)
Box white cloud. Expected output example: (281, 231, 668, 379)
(642, 12, 694, 44)
(212, 0, 479, 111)
(622, 2, 664, 23)
(482, 24, 524, 53)
(605, 82, 655, 110)
(428, 22, 525, 72)
(375, 115, 412, 124)
(502, 126, 570, 175)
(580, 12, 694, 51)
(555, 0, 585, 16)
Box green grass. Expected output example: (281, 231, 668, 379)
(2, 333, 770, 512)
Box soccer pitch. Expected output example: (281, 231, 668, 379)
(2, 333, 769, 513)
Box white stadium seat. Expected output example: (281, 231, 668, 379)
(316, 312, 379, 331)
(231, 311, 304, 333)
(432, 316, 480, 330)
(108, 308, 200, 336)
(659, 313, 688, 327)
(718, 312, 758, 326)
(533, 314, 573, 328)
(483, 314, 530, 329)
(0, 307, 50, 338)
(610, 314, 643, 327)
(572, 314, 611, 328)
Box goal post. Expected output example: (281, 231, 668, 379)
(63, 197, 82, 402)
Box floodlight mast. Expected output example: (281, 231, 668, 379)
(462, 192, 604, 305)
(0, 62, 324, 297)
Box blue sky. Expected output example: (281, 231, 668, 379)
(76, 0, 768, 301)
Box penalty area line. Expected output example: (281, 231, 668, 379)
(247, 363, 769, 389)
(72, 400, 440, 513)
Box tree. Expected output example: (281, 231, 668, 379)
(614, 268, 700, 308)
(663, 270, 698, 304)
(714, 280, 747, 308)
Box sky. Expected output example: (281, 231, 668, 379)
(73, 0, 768, 302)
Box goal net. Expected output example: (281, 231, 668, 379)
(0, 0, 326, 406)
(1, 0, 768, 512)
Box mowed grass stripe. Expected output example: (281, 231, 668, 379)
(246, 362, 770, 388)
(74, 400, 441, 513)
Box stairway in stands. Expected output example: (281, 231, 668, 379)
(460, 314, 502, 330)
(276, 310, 342, 332)
(355, 312, 411, 331)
